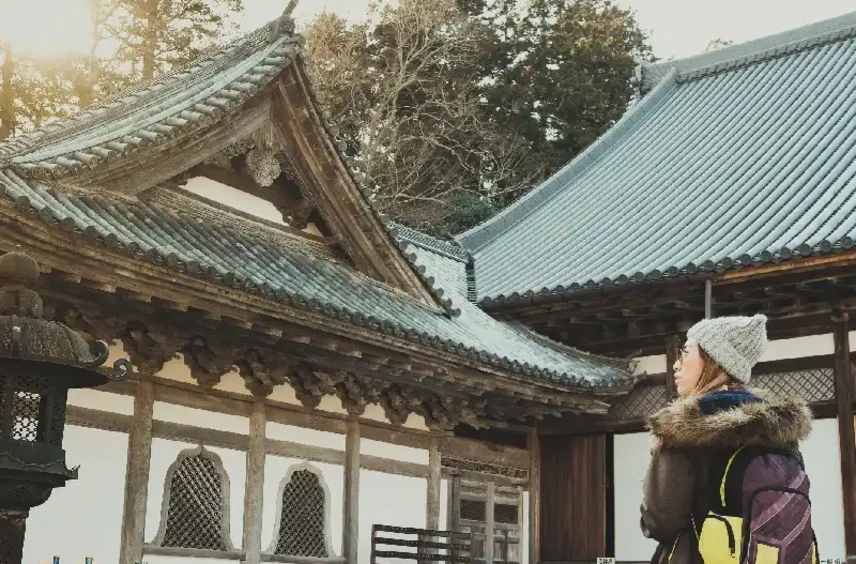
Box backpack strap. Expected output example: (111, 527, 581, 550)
(719, 446, 747, 507)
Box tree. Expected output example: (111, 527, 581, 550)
(306, 1, 539, 233)
(305, 0, 652, 236)
(705, 38, 734, 52)
(107, 0, 244, 81)
(481, 0, 651, 185)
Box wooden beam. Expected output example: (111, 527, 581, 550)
(101, 100, 271, 194)
(343, 418, 360, 564)
(242, 399, 266, 564)
(119, 378, 154, 564)
(528, 429, 541, 564)
(832, 311, 856, 564)
(95, 375, 530, 469)
(275, 69, 439, 309)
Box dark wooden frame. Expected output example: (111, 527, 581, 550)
(370, 525, 474, 564)
(483, 254, 856, 358)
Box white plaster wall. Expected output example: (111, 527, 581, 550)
(145, 439, 246, 550)
(613, 432, 659, 561)
(439, 478, 449, 530)
(801, 418, 847, 561)
(23, 426, 128, 564)
(183, 176, 286, 225)
(613, 423, 848, 561)
(359, 470, 428, 564)
(267, 421, 346, 450)
(360, 437, 428, 464)
(67, 387, 135, 415)
(153, 401, 250, 435)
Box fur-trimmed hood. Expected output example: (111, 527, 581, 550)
(646, 388, 813, 451)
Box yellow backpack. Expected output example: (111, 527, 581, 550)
(692, 446, 818, 564)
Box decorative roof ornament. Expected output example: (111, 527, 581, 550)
(246, 123, 284, 187)
(268, 1, 299, 44)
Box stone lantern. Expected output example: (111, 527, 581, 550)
(0, 249, 131, 563)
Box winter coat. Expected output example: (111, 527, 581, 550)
(639, 388, 813, 564)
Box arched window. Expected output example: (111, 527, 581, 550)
(268, 464, 333, 557)
(152, 446, 234, 551)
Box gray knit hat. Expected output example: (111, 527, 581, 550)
(686, 314, 768, 383)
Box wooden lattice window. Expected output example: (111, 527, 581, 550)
(607, 383, 668, 420)
(752, 367, 835, 403)
(450, 480, 523, 564)
(268, 464, 333, 558)
(153, 446, 234, 551)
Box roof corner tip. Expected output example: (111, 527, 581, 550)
(267, 0, 300, 43)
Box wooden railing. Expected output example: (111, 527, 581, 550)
(371, 525, 474, 564)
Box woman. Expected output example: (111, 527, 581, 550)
(640, 314, 813, 564)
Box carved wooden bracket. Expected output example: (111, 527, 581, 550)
(120, 323, 180, 375)
(182, 336, 238, 387)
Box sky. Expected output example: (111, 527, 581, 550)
(1, 0, 854, 63)
(240, 0, 856, 61)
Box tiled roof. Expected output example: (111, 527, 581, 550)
(456, 11, 856, 303)
(0, 172, 633, 388)
(0, 14, 461, 316)
(0, 26, 302, 178)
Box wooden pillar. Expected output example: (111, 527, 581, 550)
(242, 399, 267, 564)
(343, 417, 361, 564)
(485, 481, 496, 564)
(665, 336, 680, 400)
(0, 512, 25, 564)
(704, 279, 713, 319)
(449, 472, 462, 562)
(528, 429, 540, 564)
(426, 435, 441, 531)
(832, 312, 856, 563)
(119, 378, 154, 564)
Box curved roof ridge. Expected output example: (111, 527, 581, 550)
(0, 18, 293, 162)
(641, 10, 856, 90)
(389, 222, 470, 263)
(454, 68, 678, 253)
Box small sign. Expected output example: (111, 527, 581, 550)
(597, 558, 616, 564)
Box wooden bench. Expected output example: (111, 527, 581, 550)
(371, 525, 474, 564)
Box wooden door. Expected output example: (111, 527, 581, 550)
(539, 433, 608, 563)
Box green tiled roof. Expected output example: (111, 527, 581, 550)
(0, 171, 632, 388)
(0, 11, 635, 389)
(456, 11, 856, 304)
(0, 14, 463, 316)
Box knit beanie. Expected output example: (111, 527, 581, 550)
(686, 314, 768, 384)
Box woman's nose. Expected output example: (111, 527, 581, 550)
(673, 358, 681, 372)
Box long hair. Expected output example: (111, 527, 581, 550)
(688, 347, 738, 397)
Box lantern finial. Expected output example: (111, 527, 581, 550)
(0, 248, 43, 318)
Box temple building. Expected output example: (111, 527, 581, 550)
(0, 5, 853, 564)
(456, 10, 856, 564)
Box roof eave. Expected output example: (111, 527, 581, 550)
(454, 68, 679, 255)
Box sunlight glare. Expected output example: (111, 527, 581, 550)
(0, 0, 91, 59)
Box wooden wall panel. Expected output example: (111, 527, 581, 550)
(539, 433, 607, 563)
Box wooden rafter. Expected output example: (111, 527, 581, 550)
(273, 63, 441, 310)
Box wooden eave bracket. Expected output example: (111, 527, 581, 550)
(273, 64, 451, 314)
